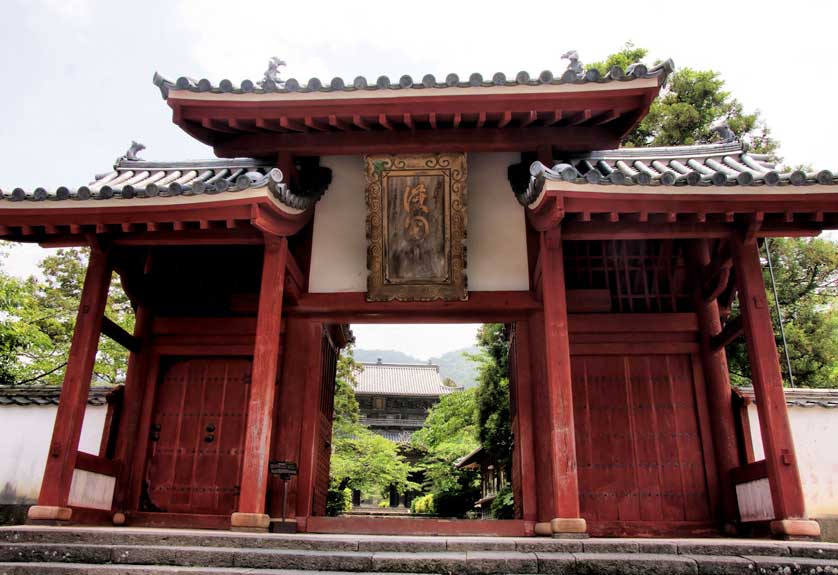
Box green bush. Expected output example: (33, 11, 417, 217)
(326, 487, 352, 516)
(410, 493, 434, 515)
(490, 485, 515, 519)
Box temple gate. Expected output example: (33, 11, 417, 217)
(1, 57, 835, 539)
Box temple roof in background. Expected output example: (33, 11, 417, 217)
(355, 362, 459, 397)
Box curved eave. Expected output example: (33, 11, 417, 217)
(162, 80, 664, 156)
(527, 182, 838, 237)
(0, 187, 313, 244)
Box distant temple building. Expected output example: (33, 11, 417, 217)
(355, 360, 459, 443)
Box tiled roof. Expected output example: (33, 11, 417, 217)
(153, 60, 674, 98)
(0, 385, 115, 407)
(371, 429, 415, 444)
(738, 386, 838, 409)
(0, 157, 323, 211)
(518, 142, 838, 205)
(355, 362, 459, 397)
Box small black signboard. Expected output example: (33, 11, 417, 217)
(269, 461, 298, 477)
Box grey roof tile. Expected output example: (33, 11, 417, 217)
(0, 385, 115, 406)
(518, 142, 837, 205)
(152, 60, 675, 99)
(738, 386, 838, 408)
(355, 362, 460, 397)
(0, 157, 323, 211)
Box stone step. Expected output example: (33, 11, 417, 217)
(1, 543, 838, 575)
(1, 554, 838, 575)
(2, 527, 837, 560)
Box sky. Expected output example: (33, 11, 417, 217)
(2, 0, 837, 354)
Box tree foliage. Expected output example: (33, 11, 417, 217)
(0, 243, 133, 387)
(411, 387, 480, 517)
(590, 43, 778, 155)
(328, 350, 414, 501)
(473, 324, 512, 473)
(726, 238, 838, 388)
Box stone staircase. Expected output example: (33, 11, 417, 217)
(1, 526, 837, 574)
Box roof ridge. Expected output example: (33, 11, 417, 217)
(152, 59, 674, 98)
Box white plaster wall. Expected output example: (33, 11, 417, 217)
(308, 153, 529, 293)
(748, 404, 838, 517)
(0, 405, 106, 504)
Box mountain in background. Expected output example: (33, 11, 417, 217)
(352, 347, 482, 388)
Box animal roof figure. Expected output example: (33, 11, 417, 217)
(561, 50, 583, 76)
(259, 57, 286, 88)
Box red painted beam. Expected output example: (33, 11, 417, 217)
(213, 126, 619, 158)
(36, 245, 111, 510)
(731, 234, 807, 522)
(287, 291, 540, 322)
(236, 235, 289, 522)
(538, 231, 582, 529)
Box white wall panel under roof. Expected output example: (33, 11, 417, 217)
(309, 153, 529, 293)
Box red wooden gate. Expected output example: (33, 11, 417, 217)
(143, 357, 251, 515)
(571, 352, 715, 529)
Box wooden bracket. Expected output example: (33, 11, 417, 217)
(711, 315, 744, 352)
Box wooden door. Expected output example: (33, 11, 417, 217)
(143, 357, 251, 515)
(572, 352, 714, 525)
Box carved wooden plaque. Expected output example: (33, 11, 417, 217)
(365, 154, 467, 301)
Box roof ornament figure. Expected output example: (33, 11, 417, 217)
(712, 123, 737, 143)
(258, 57, 286, 88)
(561, 50, 583, 76)
(119, 141, 145, 162)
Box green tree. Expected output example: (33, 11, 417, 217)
(411, 387, 480, 517)
(590, 43, 778, 155)
(473, 324, 513, 473)
(592, 44, 838, 388)
(727, 238, 838, 388)
(0, 244, 133, 387)
(328, 350, 414, 503)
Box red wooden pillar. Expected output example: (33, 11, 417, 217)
(537, 230, 585, 536)
(691, 239, 740, 528)
(112, 302, 153, 517)
(28, 245, 111, 522)
(231, 235, 288, 531)
(511, 321, 538, 522)
(732, 235, 820, 538)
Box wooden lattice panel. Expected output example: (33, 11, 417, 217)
(564, 240, 690, 313)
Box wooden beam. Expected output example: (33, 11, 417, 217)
(537, 231, 583, 532)
(710, 315, 744, 352)
(402, 113, 414, 129)
(352, 114, 370, 131)
(235, 235, 288, 525)
(215, 126, 619, 157)
(33, 245, 111, 512)
(569, 109, 592, 126)
(732, 234, 808, 525)
(101, 316, 140, 353)
(288, 291, 539, 322)
(452, 112, 461, 129)
(279, 116, 305, 132)
(304, 116, 327, 132)
(498, 110, 512, 128)
(428, 112, 437, 129)
(328, 114, 349, 131)
(378, 114, 393, 130)
(592, 109, 620, 126)
(520, 110, 538, 128)
(544, 110, 563, 126)
(690, 239, 740, 524)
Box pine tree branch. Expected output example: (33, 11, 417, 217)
(16, 361, 68, 385)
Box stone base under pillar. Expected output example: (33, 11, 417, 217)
(551, 517, 588, 538)
(770, 519, 821, 540)
(27, 506, 72, 522)
(230, 512, 270, 532)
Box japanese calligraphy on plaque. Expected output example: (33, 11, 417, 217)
(365, 154, 467, 302)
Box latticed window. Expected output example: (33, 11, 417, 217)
(563, 240, 691, 313)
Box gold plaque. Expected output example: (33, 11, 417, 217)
(365, 154, 467, 301)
